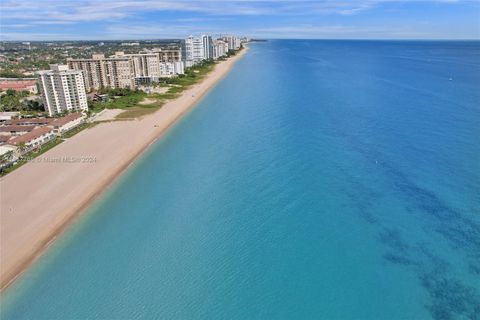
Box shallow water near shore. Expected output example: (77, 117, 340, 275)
(2, 40, 480, 319)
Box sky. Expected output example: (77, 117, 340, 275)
(1, 0, 479, 41)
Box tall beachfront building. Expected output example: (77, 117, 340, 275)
(185, 35, 215, 66)
(115, 51, 185, 80)
(37, 65, 88, 117)
(185, 35, 205, 66)
(114, 52, 160, 80)
(67, 54, 134, 91)
(223, 35, 242, 50)
(68, 49, 184, 90)
(185, 34, 241, 66)
(201, 35, 214, 60)
(213, 39, 229, 59)
(155, 49, 182, 62)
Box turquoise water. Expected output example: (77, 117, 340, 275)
(2, 40, 480, 319)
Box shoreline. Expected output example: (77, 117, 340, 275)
(0, 47, 248, 292)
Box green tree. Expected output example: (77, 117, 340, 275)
(0, 150, 14, 167)
(17, 142, 28, 155)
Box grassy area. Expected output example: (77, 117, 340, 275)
(89, 90, 147, 113)
(146, 60, 218, 104)
(62, 122, 97, 139)
(0, 138, 64, 176)
(116, 107, 160, 119)
(115, 97, 165, 119)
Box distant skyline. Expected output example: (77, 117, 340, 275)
(1, 0, 479, 41)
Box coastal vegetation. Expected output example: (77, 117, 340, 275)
(115, 106, 160, 119)
(0, 70, 30, 78)
(89, 88, 148, 112)
(0, 89, 45, 114)
(61, 122, 97, 139)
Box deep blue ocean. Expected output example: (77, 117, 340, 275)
(1, 40, 479, 319)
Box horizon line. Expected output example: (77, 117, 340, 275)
(2, 38, 480, 42)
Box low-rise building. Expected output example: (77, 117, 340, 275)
(49, 112, 85, 134)
(9, 126, 55, 151)
(4, 117, 52, 126)
(0, 135, 12, 144)
(0, 125, 36, 136)
(0, 79, 38, 94)
(0, 112, 20, 123)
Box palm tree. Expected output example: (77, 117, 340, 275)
(17, 142, 28, 155)
(0, 150, 14, 168)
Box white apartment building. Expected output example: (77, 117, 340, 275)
(201, 35, 214, 60)
(159, 62, 185, 77)
(185, 34, 241, 66)
(37, 65, 88, 116)
(185, 35, 205, 65)
(213, 40, 229, 59)
(224, 36, 241, 50)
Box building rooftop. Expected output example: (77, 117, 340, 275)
(0, 112, 20, 121)
(37, 68, 81, 76)
(0, 112, 20, 116)
(9, 127, 54, 145)
(49, 112, 84, 127)
(5, 117, 53, 126)
(0, 80, 37, 90)
(0, 125, 36, 133)
(0, 135, 12, 143)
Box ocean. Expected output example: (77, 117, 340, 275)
(1, 40, 479, 319)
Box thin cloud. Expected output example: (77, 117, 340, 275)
(0, 0, 475, 40)
(0, 0, 469, 24)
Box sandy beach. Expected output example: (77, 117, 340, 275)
(0, 48, 247, 291)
